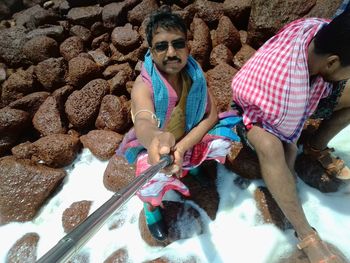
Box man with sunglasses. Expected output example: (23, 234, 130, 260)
(231, 8, 350, 263)
(116, 6, 240, 241)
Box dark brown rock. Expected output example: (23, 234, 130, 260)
(11, 141, 34, 159)
(214, 16, 241, 53)
(60, 36, 85, 61)
(80, 130, 123, 160)
(66, 5, 103, 27)
(189, 0, 224, 25)
(254, 186, 291, 230)
(32, 96, 67, 136)
(0, 156, 66, 225)
(70, 25, 92, 43)
(181, 160, 219, 220)
(52, 85, 76, 102)
(67, 57, 100, 87)
(62, 200, 92, 233)
(13, 4, 58, 30)
(206, 63, 237, 113)
(88, 48, 110, 67)
(209, 44, 234, 67)
(102, 63, 131, 79)
(0, 26, 28, 67)
(107, 68, 132, 96)
(1, 66, 36, 106)
(22, 35, 59, 64)
(247, 0, 316, 48)
(127, 0, 158, 26)
(9, 91, 50, 117)
(111, 23, 141, 54)
(225, 143, 262, 180)
(65, 78, 109, 129)
(104, 248, 129, 263)
(307, 0, 343, 18)
(91, 32, 109, 50)
(103, 155, 135, 192)
(190, 18, 211, 70)
(223, 0, 251, 29)
(0, 63, 7, 83)
(95, 95, 132, 133)
(233, 44, 256, 70)
(26, 25, 66, 42)
(102, 1, 128, 29)
(34, 57, 67, 91)
(5, 232, 40, 263)
(139, 201, 204, 247)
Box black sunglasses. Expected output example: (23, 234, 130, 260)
(152, 39, 187, 53)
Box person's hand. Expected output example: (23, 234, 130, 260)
(147, 131, 176, 165)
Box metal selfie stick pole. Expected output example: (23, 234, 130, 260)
(37, 155, 172, 263)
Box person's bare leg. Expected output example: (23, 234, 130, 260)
(247, 126, 339, 262)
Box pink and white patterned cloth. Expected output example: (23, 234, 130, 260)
(231, 18, 332, 143)
(135, 136, 231, 206)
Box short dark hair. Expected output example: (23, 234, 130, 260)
(145, 6, 187, 47)
(314, 10, 350, 66)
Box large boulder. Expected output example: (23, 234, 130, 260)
(0, 156, 66, 225)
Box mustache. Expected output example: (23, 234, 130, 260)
(163, 57, 181, 64)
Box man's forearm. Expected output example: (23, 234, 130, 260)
(134, 119, 162, 150)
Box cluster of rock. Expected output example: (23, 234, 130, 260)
(0, 0, 344, 262)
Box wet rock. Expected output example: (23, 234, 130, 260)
(104, 248, 129, 263)
(254, 186, 292, 230)
(66, 5, 103, 27)
(80, 130, 123, 160)
(225, 143, 262, 180)
(95, 95, 132, 133)
(13, 4, 58, 30)
(0, 26, 28, 67)
(62, 200, 92, 233)
(111, 23, 141, 54)
(295, 153, 343, 193)
(22, 35, 59, 64)
(66, 56, 100, 87)
(139, 201, 204, 247)
(103, 155, 135, 192)
(206, 63, 237, 113)
(32, 95, 67, 136)
(9, 91, 50, 117)
(127, 0, 158, 26)
(26, 25, 65, 42)
(0, 156, 66, 225)
(209, 44, 234, 67)
(70, 25, 92, 43)
(31, 133, 81, 167)
(247, 0, 316, 48)
(190, 18, 211, 70)
(102, 1, 127, 29)
(213, 16, 241, 53)
(34, 57, 67, 90)
(233, 44, 256, 70)
(5, 232, 40, 263)
(60, 36, 85, 61)
(181, 160, 219, 220)
(65, 78, 109, 129)
(1, 66, 36, 106)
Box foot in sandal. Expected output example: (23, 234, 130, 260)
(297, 230, 345, 263)
(303, 144, 350, 180)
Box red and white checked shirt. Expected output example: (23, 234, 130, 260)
(232, 18, 332, 143)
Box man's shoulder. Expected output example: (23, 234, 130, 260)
(278, 17, 329, 33)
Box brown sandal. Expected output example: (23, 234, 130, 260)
(297, 230, 338, 263)
(304, 144, 350, 180)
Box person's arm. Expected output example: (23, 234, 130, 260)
(131, 75, 176, 165)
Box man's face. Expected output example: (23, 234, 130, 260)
(150, 27, 189, 76)
(321, 64, 350, 82)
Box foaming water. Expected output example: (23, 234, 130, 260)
(0, 125, 349, 262)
